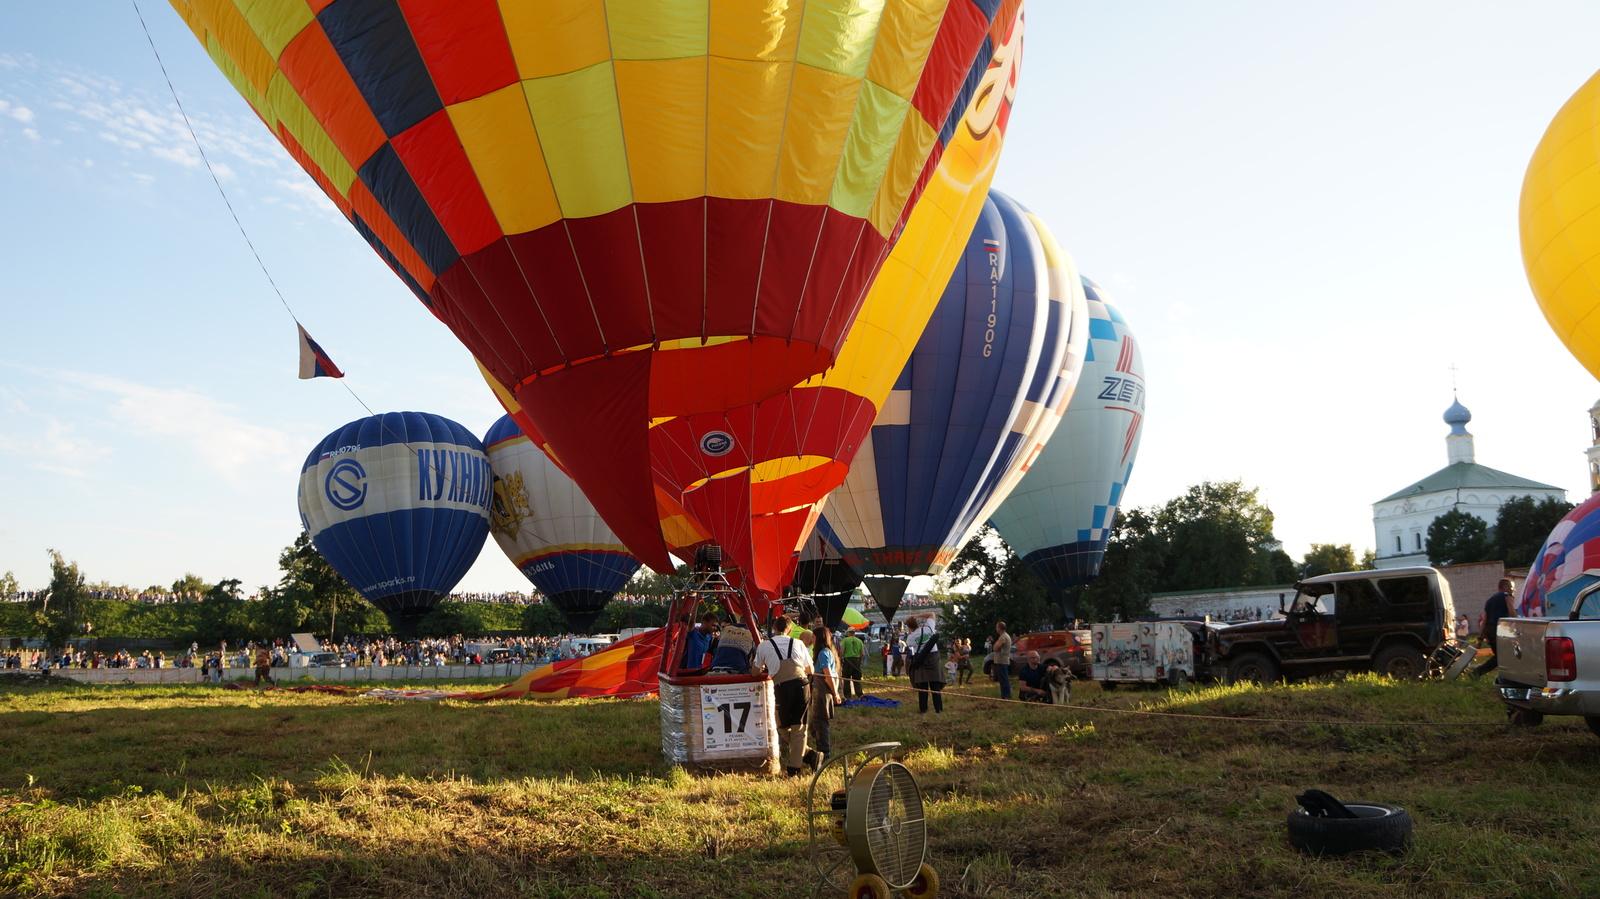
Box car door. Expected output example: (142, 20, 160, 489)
(1333, 577, 1387, 656)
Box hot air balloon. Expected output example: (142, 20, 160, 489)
(171, 0, 1023, 577)
(1521, 68, 1600, 381)
(1517, 492, 1600, 618)
(789, 524, 862, 630)
(644, 12, 1027, 599)
(989, 277, 1146, 618)
(484, 415, 642, 633)
(821, 189, 1085, 621)
(297, 411, 492, 634)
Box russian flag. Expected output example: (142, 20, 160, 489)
(297, 324, 344, 379)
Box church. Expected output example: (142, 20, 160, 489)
(1371, 398, 1566, 569)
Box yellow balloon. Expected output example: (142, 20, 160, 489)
(1521, 68, 1600, 377)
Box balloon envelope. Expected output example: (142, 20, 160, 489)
(989, 276, 1147, 613)
(1518, 492, 1600, 618)
(822, 189, 1081, 617)
(173, 0, 1023, 574)
(1521, 68, 1600, 382)
(297, 412, 492, 634)
(484, 415, 642, 633)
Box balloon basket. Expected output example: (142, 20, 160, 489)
(659, 673, 780, 776)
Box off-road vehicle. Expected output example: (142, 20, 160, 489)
(1207, 567, 1455, 684)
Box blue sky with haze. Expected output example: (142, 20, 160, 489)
(5, 3, 1600, 594)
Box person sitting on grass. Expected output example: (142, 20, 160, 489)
(1017, 651, 1050, 702)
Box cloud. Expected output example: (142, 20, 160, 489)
(48, 369, 301, 484)
(0, 365, 301, 486)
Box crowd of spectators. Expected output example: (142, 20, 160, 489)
(2, 632, 613, 673)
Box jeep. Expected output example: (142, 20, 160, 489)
(1207, 567, 1456, 684)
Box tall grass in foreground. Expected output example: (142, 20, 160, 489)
(3, 675, 1598, 898)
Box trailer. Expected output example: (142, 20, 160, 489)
(1090, 621, 1196, 688)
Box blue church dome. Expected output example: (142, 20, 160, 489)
(1443, 397, 1472, 436)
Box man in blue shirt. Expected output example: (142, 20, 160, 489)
(1016, 652, 1049, 702)
(684, 611, 719, 672)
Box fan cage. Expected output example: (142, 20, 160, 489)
(858, 762, 926, 887)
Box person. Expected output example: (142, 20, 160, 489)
(992, 621, 1014, 700)
(707, 619, 755, 675)
(1456, 614, 1469, 641)
(839, 628, 865, 699)
(753, 616, 814, 776)
(905, 614, 945, 713)
(809, 627, 844, 761)
(955, 638, 973, 685)
(254, 644, 276, 687)
(684, 611, 720, 672)
(1017, 651, 1049, 702)
(890, 635, 905, 677)
(1475, 578, 1516, 677)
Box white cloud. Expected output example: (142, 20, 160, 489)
(28, 463, 88, 478)
(49, 370, 301, 484)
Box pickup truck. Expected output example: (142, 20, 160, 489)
(1496, 573, 1600, 735)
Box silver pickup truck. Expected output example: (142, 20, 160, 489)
(1496, 574, 1600, 736)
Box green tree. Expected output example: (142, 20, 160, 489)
(1426, 509, 1492, 565)
(1300, 543, 1358, 578)
(1359, 548, 1377, 570)
(170, 572, 209, 597)
(1075, 507, 1160, 622)
(939, 525, 1055, 645)
(0, 570, 18, 599)
(270, 532, 370, 639)
(522, 602, 569, 636)
(625, 565, 690, 598)
(1152, 480, 1292, 590)
(597, 600, 670, 632)
(33, 550, 88, 650)
(1492, 495, 1575, 568)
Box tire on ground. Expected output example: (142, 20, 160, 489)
(1225, 652, 1280, 685)
(1286, 803, 1413, 856)
(1372, 644, 1426, 680)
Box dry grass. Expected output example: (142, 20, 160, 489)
(2, 674, 1597, 898)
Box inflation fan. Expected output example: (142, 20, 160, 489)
(807, 742, 938, 899)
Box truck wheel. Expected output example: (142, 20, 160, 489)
(1586, 717, 1600, 740)
(1507, 706, 1543, 727)
(1372, 645, 1426, 680)
(1167, 670, 1188, 688)
(1287, 803, 1412, 856)
(1100, 681, 1118, 691)
(1226, 652, 1280, 685)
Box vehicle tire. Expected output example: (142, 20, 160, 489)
(1100, 681, 1118, 691)
(1167, 670, 1188, 688)
(1586, 717, 1600, 740)
(982, 660, 994, 677)
(904, 863, 939, 899)
(849, 873, 892, 899)
(1286, 803, 1413, 856)
(1225, 652, 1280, 685)
(1372, 644, 1426, 680)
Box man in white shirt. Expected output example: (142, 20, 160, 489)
(753, 616, 815, 776)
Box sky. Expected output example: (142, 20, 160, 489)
(5, 3, 1600, 595)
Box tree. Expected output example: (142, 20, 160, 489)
(625, 565, 691, 598)
(1151, 480, 1293, 590)
(170, 572, 209, 597)
(1359, 548, 1377, 570)
(205, 578, 243, 602)
(33, 550, 88, 650)
(270, 532, 370, 639)
(1075, 507, 1160, 623)
(522, 602, 569, 636)
(1300, 543, 1358, 578)
(0, 570, 18, 599)
(1426, 509, 1492, 566)
(597, 600, 670, 632)
(1492, 495, 1575, 568)
(939, 525, 1056, 645)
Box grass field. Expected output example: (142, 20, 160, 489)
(2, 672, 1598, 898)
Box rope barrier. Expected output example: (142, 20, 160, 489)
(829, 672, 1510, 729)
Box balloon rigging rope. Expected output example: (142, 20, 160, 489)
(129, 0, 380, 421)
(130, 0, 524, 547)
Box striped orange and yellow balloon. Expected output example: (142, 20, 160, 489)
(171, 0, 1017, 573)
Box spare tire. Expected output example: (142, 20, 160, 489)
(1287, 803, 1412, 856)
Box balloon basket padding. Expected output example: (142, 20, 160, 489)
(659, 673, 780, 775)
